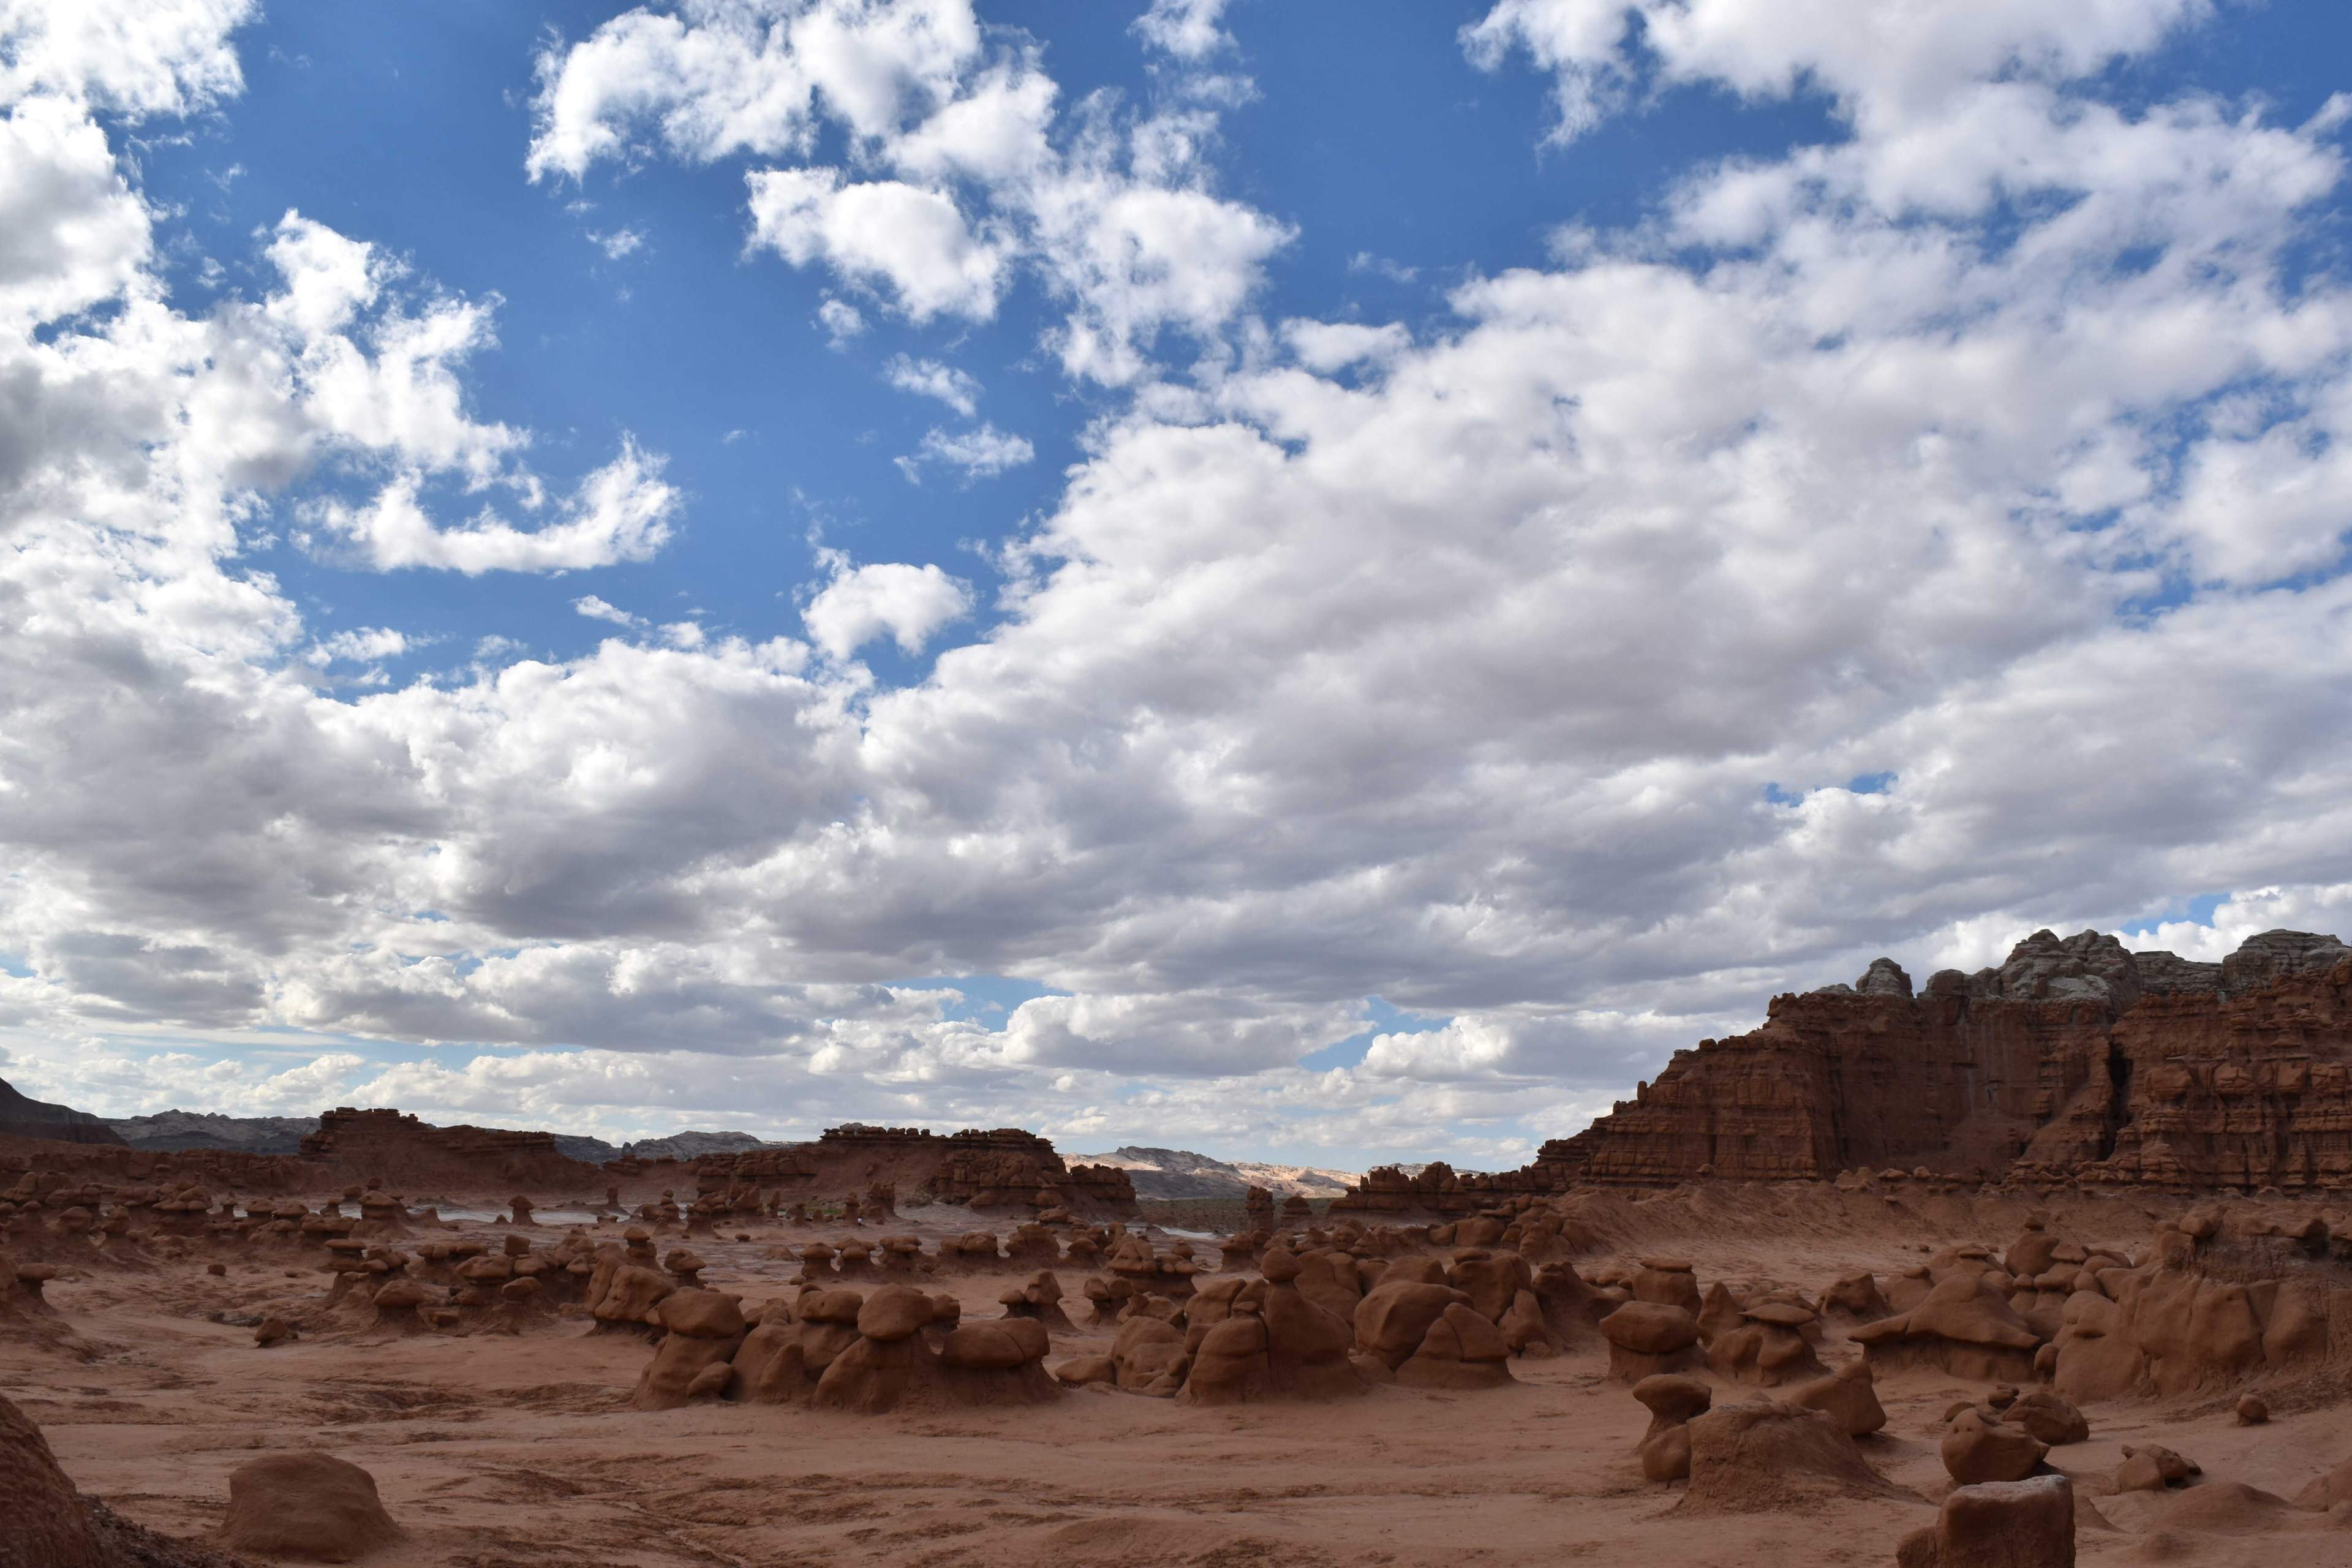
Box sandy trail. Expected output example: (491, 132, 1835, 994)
(10, 1191, 2352, 1566)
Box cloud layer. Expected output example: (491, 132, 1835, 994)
(1, 0, 2349, 1166)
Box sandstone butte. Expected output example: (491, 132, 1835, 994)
(1332, 927, 2352, 1212)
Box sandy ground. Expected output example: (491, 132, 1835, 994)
(10, 1189, 2352, 1567)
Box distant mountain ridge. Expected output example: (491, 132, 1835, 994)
(100, 1109, 318, 1153)
(0, 1076, 123, 1145)
(1066, 1145, 1360, 1200)
(550, 1130, 779, 1162)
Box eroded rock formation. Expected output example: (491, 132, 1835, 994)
(1338, 927, 2352, 1196)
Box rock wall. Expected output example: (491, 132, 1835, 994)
(300, 1109, 605, 1191)
(688, 1125, 1139, 1217)
(1338, 928, 2352, 1202)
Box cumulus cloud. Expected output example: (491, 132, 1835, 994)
(815, 295, 865, 346)
(305, 439, 679, 574)
(883, 352, 980, 414)
(802, 557, 973, 659)
(747, 167, 1009, 322)
(572, 594, 643, 627)
(1132, 0, 1234, 62)
(0, 0, 256, 118)
(532, 0, 1290, 381)
(894, 420, 1032, 482)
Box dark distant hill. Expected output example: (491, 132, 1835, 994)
(0, 1076, 124, 1145)
(99, 1109, 317, 1154)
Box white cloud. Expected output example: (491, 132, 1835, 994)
(535, 0, 1290, 380)
(1132, 0, 1234, 61)
(572, 594, 643, 628)
(591, 226, 646, 260)
(802, 557, 973, 659)
(305, 627, 409, 666)
(1466, 0, 2216, 143)
(1281, 318, 1409, 372)
(307, 439, 678, 575)
(747, 166, 1008, 322)
(1347, 252, 1418, 284)
(0, 0, 256, 118)
(0, 95, 152, 327)
(815, 294, 865, 346)
(894, 421, 1033, 481)
(16, 0, 2352, 1170)
(524, 0, 983, 181)
(883, 352, 980, 415)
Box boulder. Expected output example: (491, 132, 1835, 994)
(2002, 1389, 2087, 1446)
(1942, 1409, 2048, 1485)
(2113, 1444, 2198, 1493)
(1598, 1301, 1704, 1382)
(224, 1452, 403, 1563)
(1677, 1399, 1911, 1514)
(1787, 1358, 1887, 1437)
(1896, 1474, 2075, 1568)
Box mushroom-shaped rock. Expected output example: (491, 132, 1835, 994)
(1632, 1257, 1702, 1316)
(1109, 1315, 1189, 1396)
(225, 1451, 403, 1563)
(1787, 1358, 1887, 1438)
(940, 1317, 1050, 1371)
(1677, 1399, 1910, 1515)
(1942, 1408, 2047, 1485)
(856, 1284, 935, 1342)
(1181, 1312, 1273, 1404)
(1896, 1474, 2074, 1568)
(1446, 1249, 1531, 1324)
(1396, 1302, 1513, 1390)
(1850, 1275, 2043, 1382)
(592, 1264, 675, 1328)
(1824, 1272, 1892, 1322)
(1599, 1301, 1704, 1382)
(1352, 1281, 1466, 1371)
(1632, 1373, 1712, 1482)
(1706, 1301, 1826, 1387)
(655, 1289, 746, 1340)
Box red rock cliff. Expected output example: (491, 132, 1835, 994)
(1342, 928, 2352, 1202)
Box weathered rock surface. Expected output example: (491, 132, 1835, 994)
(1383, 928, 2352, 1192)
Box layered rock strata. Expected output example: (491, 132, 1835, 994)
(1334, 928, 2352, 1198)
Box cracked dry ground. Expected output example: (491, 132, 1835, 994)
(10, 1223, 2351, 1568)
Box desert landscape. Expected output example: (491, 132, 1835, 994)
(9, 929, 2352, 1567)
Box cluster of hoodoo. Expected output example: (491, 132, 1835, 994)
(630, 1281, 1057, 1413)
(1061, 1244, 1363, 1402)
(348, 1231, 606, 1335)
(2048, 1203, 2352, 1399)
(1058, 1236, 1607, 1404)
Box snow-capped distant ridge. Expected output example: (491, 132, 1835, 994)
(551, 1130, 780, 1163)
(1068, 1145, 1361, 1200)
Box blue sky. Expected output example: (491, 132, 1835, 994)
(2, 0, 2351, 1170)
